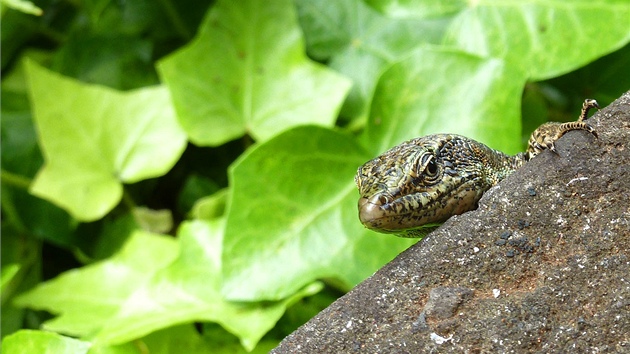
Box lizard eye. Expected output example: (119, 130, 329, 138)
(419, 153, 438, 177)
(425, 157, 438, 177)
(411, 152, 440, 186)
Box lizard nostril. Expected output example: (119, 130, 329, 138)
(378, 195, 391, 205)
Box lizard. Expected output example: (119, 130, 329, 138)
(354, 99, 599, 238)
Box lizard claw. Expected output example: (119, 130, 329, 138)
(526, 99, 599, 160)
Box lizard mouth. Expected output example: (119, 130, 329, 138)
(358, 194, 427, 232)
(358, 182, 482, 233)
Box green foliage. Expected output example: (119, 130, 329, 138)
(2, 0, 629, 352)
(158, 0, 351, 146)
(26, 60, 187, 221)
(295, 0, 449, 119)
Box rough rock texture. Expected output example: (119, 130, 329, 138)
(272, 91, 630, 353)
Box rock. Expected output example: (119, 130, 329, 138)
(272, 91, 630, 353)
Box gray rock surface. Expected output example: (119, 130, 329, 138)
(272, 91, 630, 353)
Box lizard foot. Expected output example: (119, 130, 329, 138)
(527, 99, 599, 159)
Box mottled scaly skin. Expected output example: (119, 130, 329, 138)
(355, 99, 599, 238)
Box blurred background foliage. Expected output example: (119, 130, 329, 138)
(1, 0, 629, 352)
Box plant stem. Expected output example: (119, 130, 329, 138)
(1, 170, 32, 190)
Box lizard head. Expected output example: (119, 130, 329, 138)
(355, 134, 496, 238)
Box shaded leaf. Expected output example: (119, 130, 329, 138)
(295, 0, 449, 119)
(26, 60, 187, 221)
(158, 0, 351, 146)
(52, 34, 158, 90)
(1, 82, 77, 244)
(190, 188, 228, 220)
(86, 324, 278, 354)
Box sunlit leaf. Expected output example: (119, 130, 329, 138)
(158, 0, 351, 146)
(363, 47, 526, 155)
(92, 220, 321, 351)
(25, 60, 187, 221)
(14, 231, 179, 337)
(14, 221, 320, 351)
(222, 125, 417, 301)
(442, 0, 630, 80)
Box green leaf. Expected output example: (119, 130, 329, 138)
(1, 263, 20, 295)
(222, 126, 417, 301)
(52, 34, 158, 90)
(545, 43, 630, 108)
(25, 60, 187, 221)
(2, 330, 91, 354)
(14, 231, 179, 338)
(443, 0, 630, 80)
(141, 324, 278, 354)
(92, 219, 321, 351)
(158, 0, 351, 146)
(15, 220, 320, 351)
(295, 0, 449, 119)
(363, 47, 526, 155)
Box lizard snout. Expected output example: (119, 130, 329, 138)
(358, 195, 388, 227)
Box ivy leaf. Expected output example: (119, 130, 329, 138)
(158, 0, 351, 146)
(14, 230, 179, 338)
(221, 48, 525, 301)
(442, 0, 630, 80)
(363, 47, 526, 155)
(222, 126, 417, 301)
(14, 220, 320, 351)
(25, 60, 187, 221)
(92, 220, 322, 351)
(295, 0, 449, 119)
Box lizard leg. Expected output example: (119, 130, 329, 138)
(527, 99, 599, 159)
